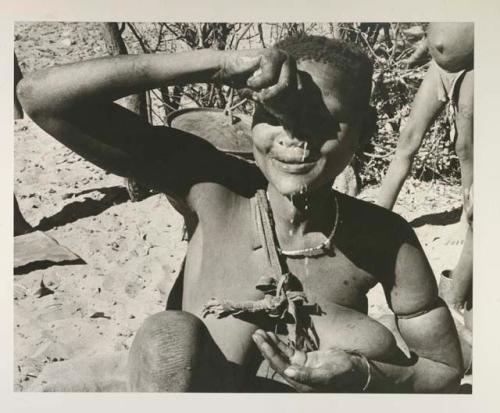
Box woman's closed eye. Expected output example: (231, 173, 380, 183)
(301, 111, 340, 137)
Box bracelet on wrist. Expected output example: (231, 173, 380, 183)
(346, 350, 372, 392)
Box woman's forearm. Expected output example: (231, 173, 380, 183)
(365, 308, 463, 393)
(368, 355, 461, 393)
(18, 49, 224, 117)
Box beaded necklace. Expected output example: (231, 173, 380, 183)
(267, 191, 340, 258)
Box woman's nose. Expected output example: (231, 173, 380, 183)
(276, 127, 307, 148)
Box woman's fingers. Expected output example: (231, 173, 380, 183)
(254, 334, 367, 392)
(216, 52, 261, 89)
(252, 330, 290, 371)
(265, 331, 296, 359)
(253, 330, 315, 392)
(222, 48, 299, 114)
(283, 365, 312, 382)
(284, 365, 334, 389)
(256, 57, 301, 131)
(256, 55, 294, 101)
(246, 50, 285, 89)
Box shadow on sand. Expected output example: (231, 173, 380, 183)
(409, 207, 462, 228)
(35, 186, 130, 232)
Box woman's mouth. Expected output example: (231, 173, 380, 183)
(271, 157, 318, 174)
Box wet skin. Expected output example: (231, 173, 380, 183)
(179, 61, 432, 375)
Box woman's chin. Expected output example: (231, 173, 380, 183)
(269, 177, 322, 198)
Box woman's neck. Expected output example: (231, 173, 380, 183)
(266, 183, 336, 237)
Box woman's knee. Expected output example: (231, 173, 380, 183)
(133, 311, 208, 357)
(128, 311, 209, 391)
(144, 310, 204, 333)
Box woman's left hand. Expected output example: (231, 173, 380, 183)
(252, 330, 370, 392)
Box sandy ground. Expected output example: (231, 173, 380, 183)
(14, 22, 468, 392)
(14, 118, 187, 391)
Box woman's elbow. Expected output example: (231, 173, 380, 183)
(16, 77, 39, 118)
(439, 367, 462, 393)
(16, 73, 54, 120)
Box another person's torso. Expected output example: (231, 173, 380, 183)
(427, 22, 474, 72)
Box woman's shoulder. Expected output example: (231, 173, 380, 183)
(337, 192, 412, 239)
(188, 154, 266, 214)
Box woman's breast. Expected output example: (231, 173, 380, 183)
(310, 301, 399, 360)
(181, 201, 269, 364)
(182, 204, 269, 315)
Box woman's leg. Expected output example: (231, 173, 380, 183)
(127, 310, 244, 392)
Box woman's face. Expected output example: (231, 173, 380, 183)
(252, 60, 366, 197)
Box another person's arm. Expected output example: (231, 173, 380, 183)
(377, 63, 445, 210)
(406, 38, 429, 69)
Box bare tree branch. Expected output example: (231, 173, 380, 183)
(233, 23, 253, 50)
(126, 23, 153, 53)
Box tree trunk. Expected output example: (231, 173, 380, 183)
(100, 23, 149, 120)
(14, 53, 23, 120)
(100, 23, 151, 201)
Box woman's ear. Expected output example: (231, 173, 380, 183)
(360, 105, 377, 147)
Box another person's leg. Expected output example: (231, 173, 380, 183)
(377, 62, 446, 209)
(127, 310, 247, 392)
(455, 71, 474, 205)
(447, 70, 473, 309)
(439, 71, 473, 371)
(457, 182, 473, 338)
(443, 71, 473, 245)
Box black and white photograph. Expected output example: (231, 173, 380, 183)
(11, 19, 478, 394)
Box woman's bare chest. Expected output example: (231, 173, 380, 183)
(183, 229, 376, 316)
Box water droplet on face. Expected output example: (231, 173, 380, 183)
(301, 142, 308, 162)
(299, 181, 308, 197)
(302, 188, 309, 212)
